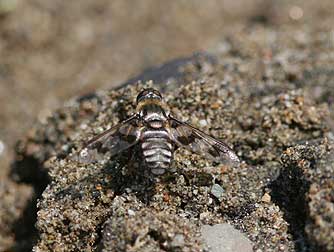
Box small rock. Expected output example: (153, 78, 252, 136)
(210, 184, 225, 201)
(0, 140, 4, 156)
(199, 119, 208, 127)
(127, 209, 135, 216)
(201, 224, 253, 252)
(261, 192, 271, 203)
(170, 234, 185, 248)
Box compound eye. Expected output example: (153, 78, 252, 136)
(136, 88, 162, 103)
(137, 89, 149, 102)
(155, 90, 161, 97)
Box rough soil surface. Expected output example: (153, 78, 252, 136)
(1, 0, 334, 252)
(5, 48, 334, 251)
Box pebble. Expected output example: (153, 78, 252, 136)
(170, 234, 185, 248)
(210, 184, 225, 201)
(201, 224, 253, 252)
(0, 140, 4, 156)
(127, 209, 135, 216)
(199, 119, 208, 127)
(261, 192, 271, 203)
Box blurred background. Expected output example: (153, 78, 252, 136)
(0, 0, 333, 177)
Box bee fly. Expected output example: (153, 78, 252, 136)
(78, 88, 239, 175)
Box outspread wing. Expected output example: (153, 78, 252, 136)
(169, 116, 239, 163)
(76, 115, 141, 163)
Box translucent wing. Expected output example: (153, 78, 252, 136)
(76, 115, 141, 163)
(169, 116, 239, 163)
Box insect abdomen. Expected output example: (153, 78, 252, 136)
(141, 129, 172, 175)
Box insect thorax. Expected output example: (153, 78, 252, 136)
(139, 102, 167, 126)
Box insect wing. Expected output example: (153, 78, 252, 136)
(169, 116, 239, 163)
(77, 115, 141, 163)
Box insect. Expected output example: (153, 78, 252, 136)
(78, 88, 239, 175)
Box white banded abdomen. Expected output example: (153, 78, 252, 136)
(141, 129, 172, 175)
